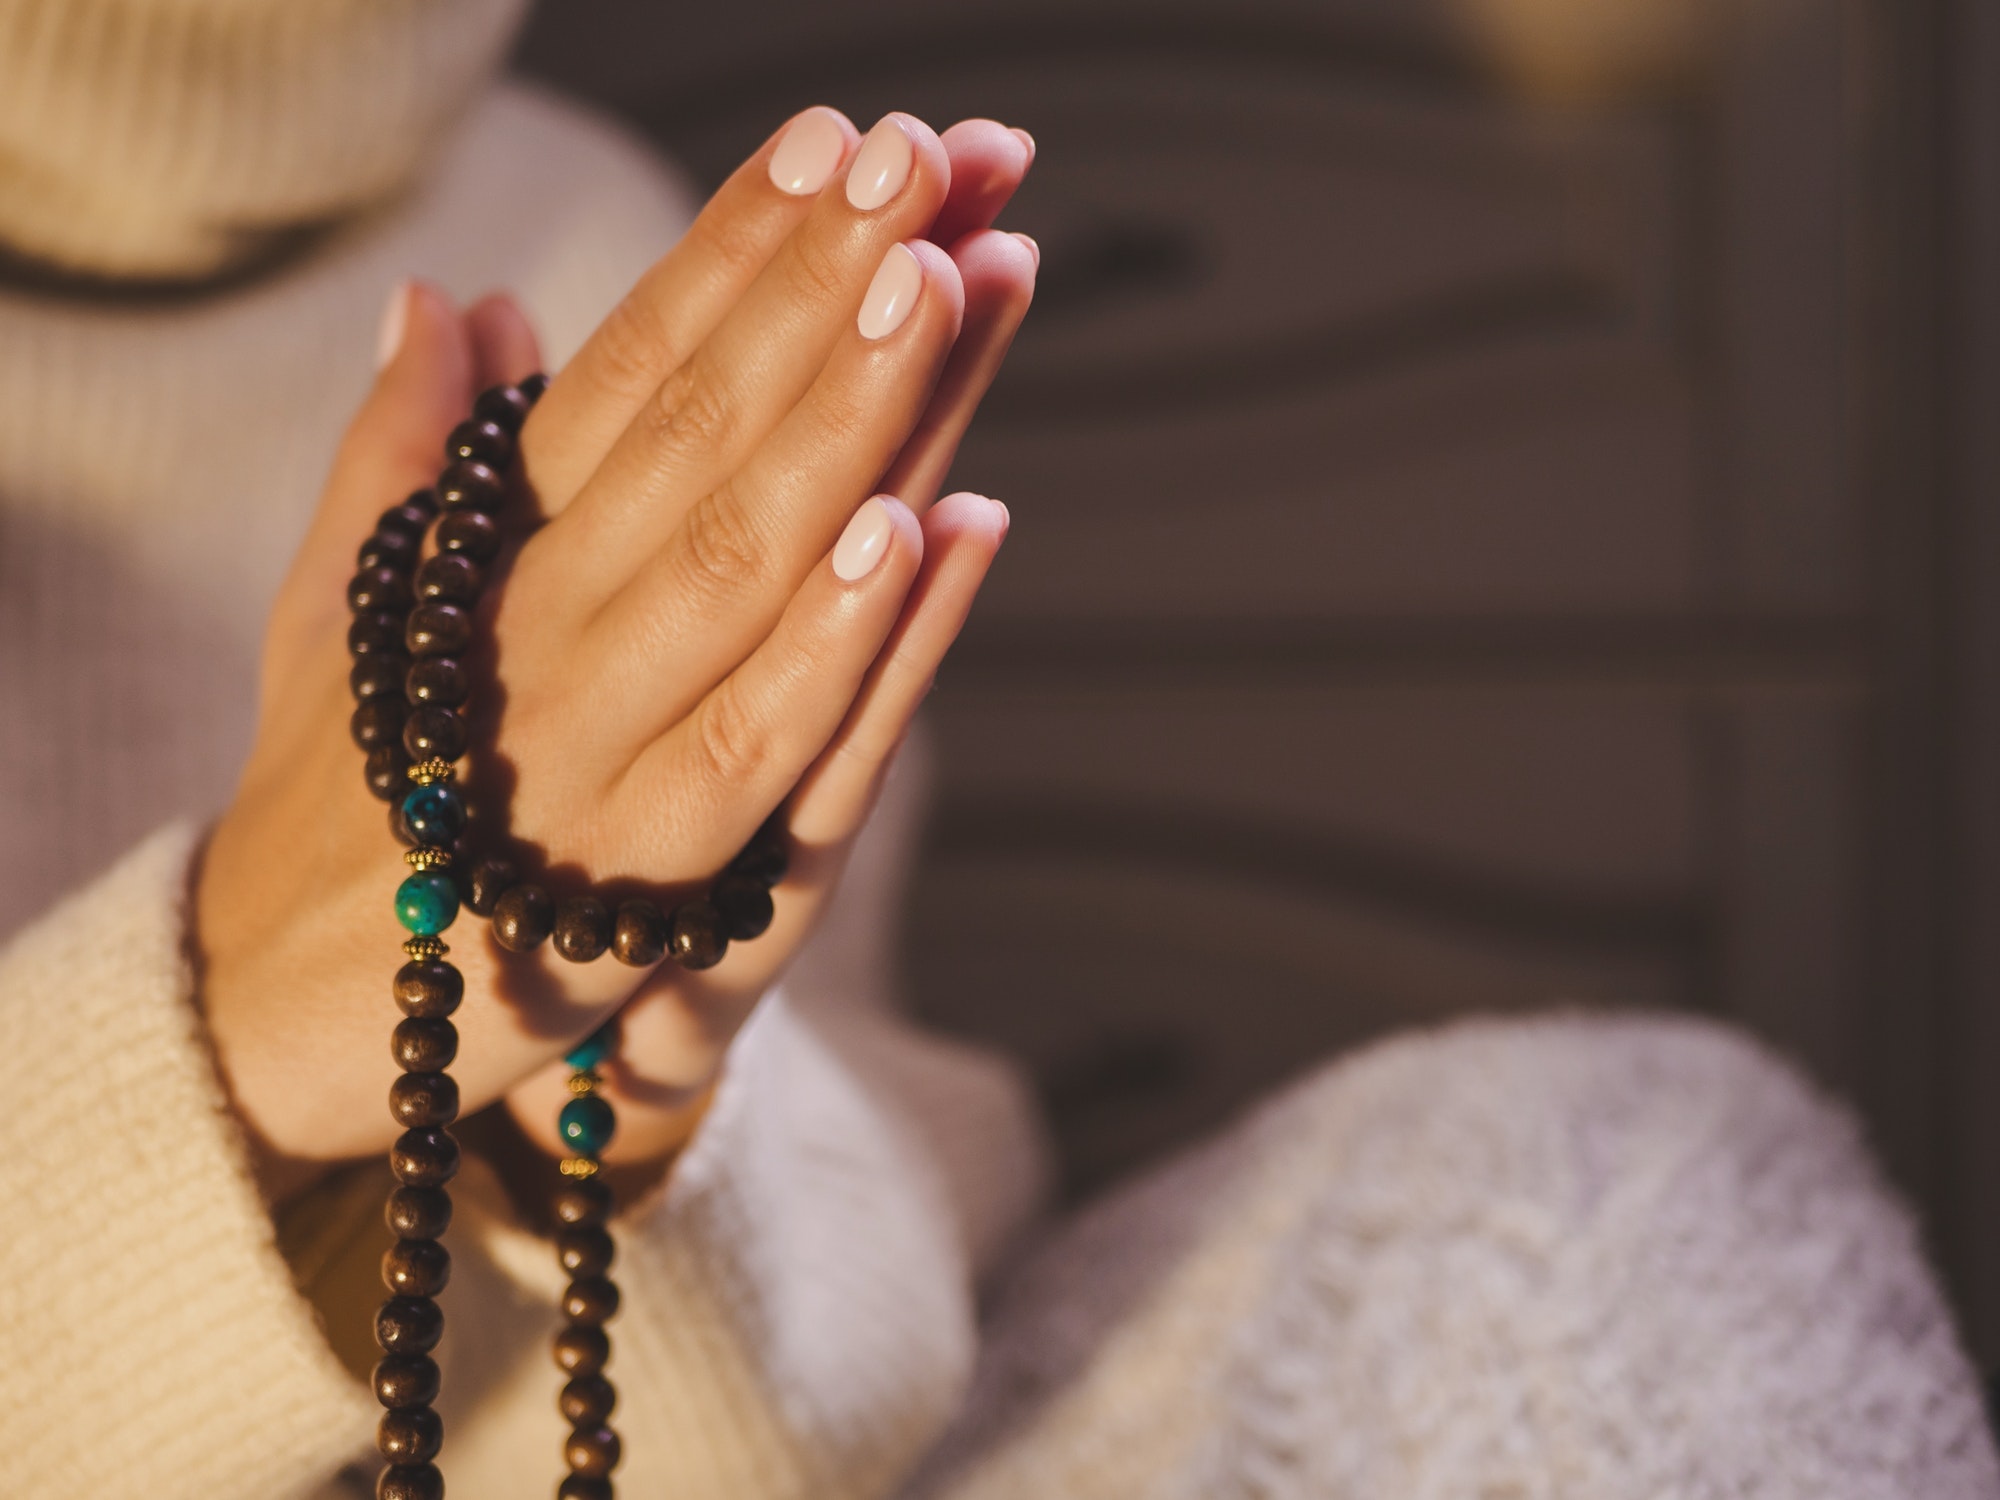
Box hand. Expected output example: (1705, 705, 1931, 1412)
(196, 110, 1037, 1201)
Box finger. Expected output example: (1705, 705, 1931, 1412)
(588, 240, 965, 743)
(543, 114, 953, 582)
(930, 119, 1034, 247)
(879, 228, 1037, 510)
(465, 291, 545, 389)
(522, 105, 862, 509)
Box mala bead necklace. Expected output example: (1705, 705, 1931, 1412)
(346, 374, 787, 1500)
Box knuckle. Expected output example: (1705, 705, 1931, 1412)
(687, 207, 769, 284)
(675, 487, 768, 603)
(690, 679, 770, 789)
(787, 231, 852, 309)
(592, 293, 677, 394)
(646, 352, 738, 458)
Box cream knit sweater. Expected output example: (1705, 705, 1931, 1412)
(0, 14, 1994, 1498)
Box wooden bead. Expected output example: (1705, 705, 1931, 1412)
(611, 900, 667, 966)
(405, 603, 471, 658)
(557, 1477, 612, 1500)
(713, 873, 775, 941)
(382, 1237, 452, 1297)
(374, 1295, 443, 1355)
(393, 961, 462, 1018)
(358, 529, 418, 573)
(404, 656, 469, 708)
(415, 553, 482, 607)
(553, 1177, 613, 1229)
(556, 1226, 615, 1279)
(492, 883, 554, 951)
(385, 1186, 453, 1240)
(435, 508, 500, 563)
(389, 1129, 459, 1189)
(668, 902, 727, 970)
(376, 1462, 444, 1500)
(553, 1323, 610, 1376)
(401, 704, 466, 762)
(559, 1374, 617, 1427)
(565, 1425, 621, 1478)
(731, 820, 789, 885)
(366, 745, 412, 801)
(351, 653, 410, 702)
(392, 1017, 459, 1072)
(465, 857, 516, 916)
(553, 896, 612, 963)
(349, 611, 406, 657)
(446, 418, 512, 468)
(377, 499, 435, 540)
(474, 383, 532, 434)
(351, 696, 409, 752)
(348, 565, 412, 615)
(373, 1354, 441, 1409)
(376, 1405, 443, 1464)
(390, 1071, 460, 1128)
(438, 459, 504, 512)
(520, 372, 550, 402)
(562, 1276, 620, 1324)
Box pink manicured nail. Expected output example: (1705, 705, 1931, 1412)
(858, 244, 922, 339)
(846, 116, 914, 210)
(375, 281, 411, 370)
(833, 496, 895, 580)
(769, 107, 847, 195)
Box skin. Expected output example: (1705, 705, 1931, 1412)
(195, 111, 1039, 1204)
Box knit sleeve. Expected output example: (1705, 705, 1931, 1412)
(0, 824, 378, 1498)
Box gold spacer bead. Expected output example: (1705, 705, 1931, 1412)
(566, 1073, 600, 1096)
(404, 846, 453, 872)
(402, 935, 449, 961)
(559, 1157, 601, 1178)
(406, 757, 457, 787)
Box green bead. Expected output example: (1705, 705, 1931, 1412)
(565, 1025, 617, 1074)
(558, 1095, 616, 1157)
(395, 873, 460, 936)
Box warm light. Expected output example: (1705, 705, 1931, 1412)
(1459, 0, 1709, 98)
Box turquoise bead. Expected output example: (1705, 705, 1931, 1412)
(401, 783, 466, 846)
(565, 1025, 617, 1074)
(395, 873, 460, 936)
(559, 1095, 617, 1157)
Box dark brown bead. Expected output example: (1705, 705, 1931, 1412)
(556, 1226, 615, 1279)
(565, 1425, 622, 1478)
(563, 1276, 620, 1323)
(382, 1237, 452, 1297)
(610, 900, 667, 967)
(520, 372, 550, 403)
(730, 831, 789, 887)
(435, 507, 500, 563)
(553, 1177, 613, 1229)
(475, 383, 533, 434)
(713, 873, 775, 941)
(393, 961, 463, 1018)
(465, 857, 517, 916)
(406, 603, 471, 657)
(349, 611, 406, 656)
(348, 565, 413, 615)
(559, 1374, 617, 1427)
(351, 695, 409, 752)
(557, 1478, 612, 1500)
(366, 745, 412, 800)
(401, 704, 466, 762)
(447, 418, 512, 468)
(415, 553, 482, 607)
(351, 653, 410, 702)
(390, 1071, 460, 1128)
(358, 529, 418, 573)
(668, 902, 728, 970)
(373, 1354, 441, 1409)
(438, 459, 504, 512)
(553, 896, 612, 963)
(376, 1406, 443, 1464)
(385, 1186, 453, 1240)
(405, 656, 469, 708)
(392, 1017, 459, 1072)
(389, 1128, 460, 1189)
(492, 883, 554, 950)
(375, 1295, 444, 1355)
(377, 499, 435, 539)
(553, 1323, 610, 1376)
(376, 1462, 444, 1500)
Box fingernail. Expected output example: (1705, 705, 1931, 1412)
(375, 280, 411, 370)
(993, 497, 1011, 533)
(1010, 127, 1037, 165)
(1012, 232, 1041, 270)
(858, 244, 923, 339)
(847, 116, 914, 210)
(833, 496, 895, 581)
(769, 106, 847, 195)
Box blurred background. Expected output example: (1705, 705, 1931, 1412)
(514, 0, 2000, 1365)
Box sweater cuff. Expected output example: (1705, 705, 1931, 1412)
(0, 824, 375, 1497)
